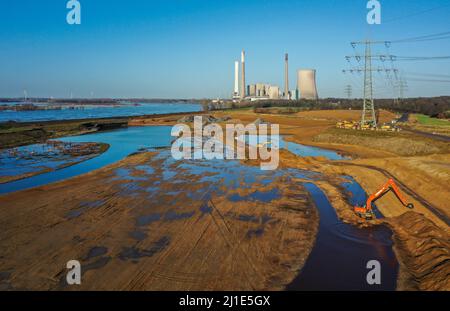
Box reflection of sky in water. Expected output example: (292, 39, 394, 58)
(1, 126, 343, 194)
(172, 134, 345, 160)
(0, 102, 202, 123)
(0, 143, 97, 178)
(0, 126, 173, 194)
(244, 135, 345, 160)
(114, 148, 320, 206)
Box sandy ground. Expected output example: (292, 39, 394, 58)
(0, 151, 319, 290)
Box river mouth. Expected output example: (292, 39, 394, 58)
(0, 126, 399, 290)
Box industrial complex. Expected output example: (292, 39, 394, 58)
(232, 50, 319, 101)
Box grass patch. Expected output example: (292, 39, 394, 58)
(415, 114, 450, 127)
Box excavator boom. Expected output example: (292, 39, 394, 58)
(354, 179, 414, 219)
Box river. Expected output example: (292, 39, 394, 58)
(0, 102, 202, 123)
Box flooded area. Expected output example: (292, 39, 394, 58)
(0, 126, 173, 194)
(0, 141, 106, 184)
(0, 126, 345, 194)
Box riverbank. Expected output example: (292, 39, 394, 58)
(0, 110, 206, 149)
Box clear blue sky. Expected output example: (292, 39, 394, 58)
(1, 0, 449, 99)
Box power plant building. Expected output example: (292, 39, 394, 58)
(297, 69, 318, 100)
(290, 89, 298, 100)
(248, 84, 257, 96)
(267, 86, 280, 99)
(230, 50, 317, 102)
(256, 83, 265, 97)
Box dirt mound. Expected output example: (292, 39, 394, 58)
(387, 211, 450, 291)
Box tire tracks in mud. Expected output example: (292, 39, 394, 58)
(334, 162, 450, 227)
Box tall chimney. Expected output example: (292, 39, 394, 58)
(234, 61, 239, 98)
(241, 50, 246, 99)
(284, 53, 289, 99)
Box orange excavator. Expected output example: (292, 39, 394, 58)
(354, 178, 414, 219)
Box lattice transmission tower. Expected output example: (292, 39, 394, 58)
(345, 85, 352, 99)
(343, 40, 400, 128)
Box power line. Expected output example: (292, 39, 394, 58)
(394, 56, 450, 61)
(390, 31, 450, 43)
(406, 78, 450, 83)
(405, 72, 450, 78)
(384, 4, 450, 24)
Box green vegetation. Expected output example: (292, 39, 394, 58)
(415, 114, 450, 127)
(0, 119, 128, 149)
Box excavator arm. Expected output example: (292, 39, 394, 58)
(354, 179, 414, 219)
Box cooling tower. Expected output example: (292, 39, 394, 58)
(297, 69, 318, 100)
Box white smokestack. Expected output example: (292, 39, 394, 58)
(284, 53, 289, 99)
(241, 50, 246, 99)
(234, 61, 239, 95)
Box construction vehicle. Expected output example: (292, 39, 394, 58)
(336, 121, 358, 129)
(354, 178, 414, 219)
(379, 122, 400, 132)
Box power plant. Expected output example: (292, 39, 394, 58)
(231, 51, 318, 101)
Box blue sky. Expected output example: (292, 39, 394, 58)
(0, 0, 449, 99)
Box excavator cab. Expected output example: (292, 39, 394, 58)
(354, 178, 414, 220)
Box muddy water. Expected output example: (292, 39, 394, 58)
(287, 183, 398, 291)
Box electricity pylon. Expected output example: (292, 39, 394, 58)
(344, 40, 401, 128)
(362, 41, 376, 127)
(345, 85, 352, 99)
